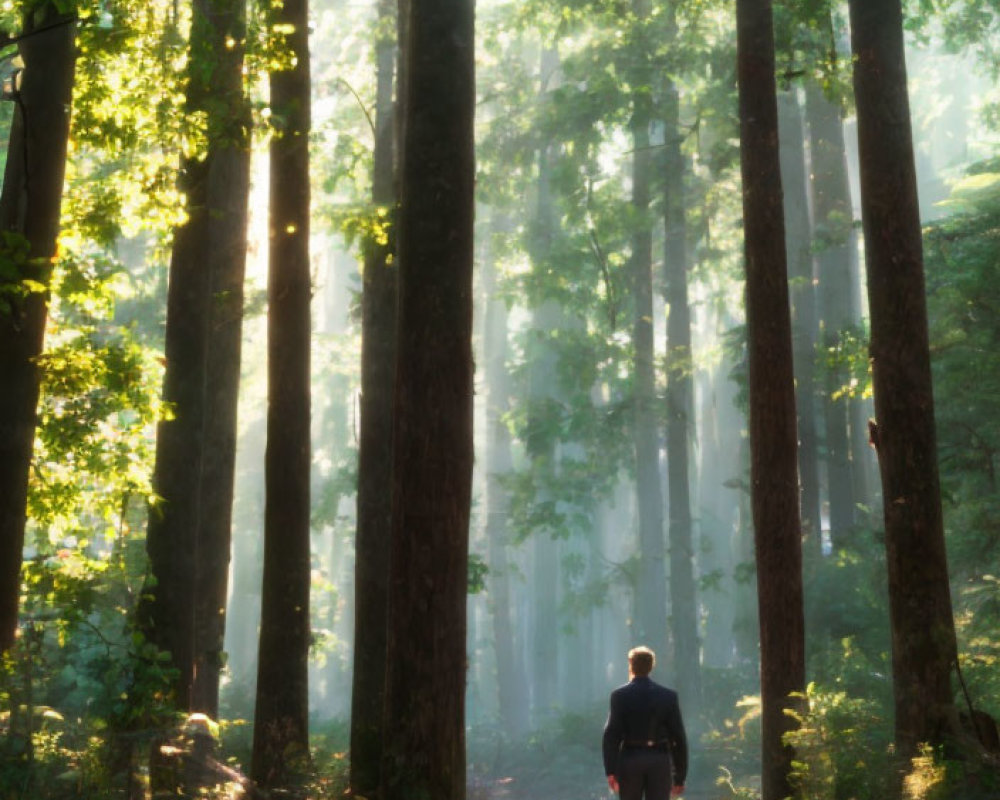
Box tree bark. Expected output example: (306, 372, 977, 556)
(736, 1, 806, 797)
(847, 0, 959, 757)
(804, 79, 856, 547)
(143, 159, 207, 711)
(142, 0, 251, 715)
(482, 214, 529, 738)
(697, 355, 745, 669)
(380, 0, 474, 795)
(191, 0, 252, 718)
(191, 154, 249, 716)
(778, 90, 822, 562)
(662, 55, 700, 708)
(524, 48, 562, 723)
(251, 0, 312, 787)
(630, 0, 667, 662)
(350, 0, 397, 793)
(531, 525, 558, 718)
(0, 5, 77, 654)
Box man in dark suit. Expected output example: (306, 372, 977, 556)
(602, 646, 687, 799)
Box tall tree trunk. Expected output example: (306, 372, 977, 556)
(522, 305, 560, 724)
(662, 62, 700, 708)
(524, 47, 562, 723)
(630, 0, 667, 661)
(736, 1, 806, 797)
(350, 0, 397, 793)
(778, 90, 822, 563)
(482, 222, 529, 735)
(531, 527, 558, 718)
(251, 0, 312, 786)
(143, 159, 207, 711)
(143, 0, 251, 715)
(805, 79, 855, 548)
(847, 0, 959, 757)
(222, 420, 266, 717)
(191, 0, 252, 718)
(380, 0, 474, 795)
(0, 5, 76, 654)
(697, 356, 739, 669)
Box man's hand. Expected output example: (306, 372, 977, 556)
(671, 785, 685, 797)
(607, 775, 619, 794)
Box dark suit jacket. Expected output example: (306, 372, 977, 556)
(602, 675, 688, 785)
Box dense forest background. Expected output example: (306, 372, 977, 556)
(1, 0, 1000, 798)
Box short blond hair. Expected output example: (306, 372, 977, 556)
(628, 646, 655, 677)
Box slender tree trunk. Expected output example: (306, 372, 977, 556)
(631, 0, 667, 661)
(847, 0, 959, 757)
(350, 0, 397, 793)
(736, 1, 806, 797)
(144, 0, 215, 706)
(524, 48, 562, 722)
(191, 0, 252, 718)
(0, 6, 76, 654)
(731, 434, 760, 666)
(697, 355, 742, 668)
(522, 304, 560, 724)
(143, 162, 207, 710)
(805, 79, 855, 548)
(778, 90, 822, 563)
(222, 423, 265, 718)
(483, 232, 529, 734)
(251, 0, 312, 786)
(662, 58, 700, 708)
(143, 0, 251, 715)
(380, 0, 474, 795)
(532, 528, 558, 718)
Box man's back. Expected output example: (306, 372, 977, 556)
(602, 675, 688, 792)
(607, 677, 680, 743)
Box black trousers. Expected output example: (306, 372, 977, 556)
(617, 747, 672, 800)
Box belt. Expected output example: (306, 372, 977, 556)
(623, 740, 668, 749)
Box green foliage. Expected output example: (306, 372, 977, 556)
(299, 717, 351, 798)
(29, 249, 161, 550)
(925, 159, 1000, 720)
(817, 321, 872, 401)
(0, 1, 193, 794)
(805, 535, 892, 687)
(68, 0, 189, 244)
(772, 0, 853, 108)
(785, 684, 895, 800)
(698, 689, 762, 797)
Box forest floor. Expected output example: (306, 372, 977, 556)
(466, 721, 755, 800)
(470, 773, 722, 800)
